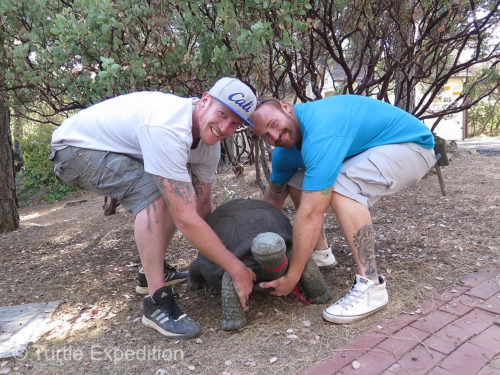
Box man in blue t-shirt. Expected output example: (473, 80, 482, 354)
(249, 95, 436, 324)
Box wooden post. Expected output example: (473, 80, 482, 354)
(433, 135, 449, 196)
(435, 165, 446, 196)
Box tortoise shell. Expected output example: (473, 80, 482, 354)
(189, 199, 292, 287)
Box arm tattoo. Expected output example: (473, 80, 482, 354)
(320, 187, 332, 195)
(167, 179, 194, 205)
(270, 182, 287, 194)
(153, 175, 194, 206)
(153, 175, 171, 206)
(304, 186, 332, 195)
(353, 224, 377, 280)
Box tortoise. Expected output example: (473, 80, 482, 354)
(188, 199, 331, 331)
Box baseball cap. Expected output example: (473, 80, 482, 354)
(209, 77, 257, 127)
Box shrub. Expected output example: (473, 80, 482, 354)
(16, 123, 80, 204)
(467, 98, 500, 137)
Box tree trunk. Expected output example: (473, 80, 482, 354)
(394, 0, 416, 113)
(0, 100, 20, 233)
(252, 137, 266, 194)
(12, 114, 24, 172)
(258, 138, 270, 183)
(223, 134, 235, 165)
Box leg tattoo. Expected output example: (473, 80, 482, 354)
(145, 201, 160, 232)
(353, 224, 377, 280)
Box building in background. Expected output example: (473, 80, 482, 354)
(417, 71, 469, 141)
(311, 68, 469, 141)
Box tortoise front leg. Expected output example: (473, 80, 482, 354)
(187, 264, 206, 291)
(221, 271, 247, 331)
(299, 257, 331, 304)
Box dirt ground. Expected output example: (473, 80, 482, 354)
(0, 147, 499, 375)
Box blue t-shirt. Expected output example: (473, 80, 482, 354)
(271, 95, 434, 191)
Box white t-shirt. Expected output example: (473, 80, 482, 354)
(51, 92, 220, 183)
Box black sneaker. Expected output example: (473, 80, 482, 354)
(135, 260, 188, 294)
(142, 286, 200, 339)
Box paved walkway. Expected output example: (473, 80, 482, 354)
(300, 267, 499, 375)
(456, 135, 500, 156)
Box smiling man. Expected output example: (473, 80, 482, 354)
(250, 95, 436, 324)
(50, 78, 257, 339)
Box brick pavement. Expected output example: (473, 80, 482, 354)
(300, 267, 500, 375)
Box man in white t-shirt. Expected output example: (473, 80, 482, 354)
(51, 78, 257, 339)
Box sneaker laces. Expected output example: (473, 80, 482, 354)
(165, 297, 185, 320)
(139, 263, 178, 274)
(336, 284, 364, 309)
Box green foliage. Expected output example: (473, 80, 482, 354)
(42, 183, 81, 203)
(468, 97, 500, 137)
(16, 123, 80, 204)
(3, 0, 496, 116)
(19, 124, 56, 188)
(1, 0, 326, 116)
(1, 0, 498, 144)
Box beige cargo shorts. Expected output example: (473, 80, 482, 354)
(287, 142, 436, 207)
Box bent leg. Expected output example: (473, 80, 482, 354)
(323, 143, 435, 323)
(331, 192, 378, 282)
(324, 193, 388, 324)
(53, 147, 176, 291)
(331, 142, 436, 280)
(134, 196, 177, 295)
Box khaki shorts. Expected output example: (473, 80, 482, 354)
(287, 143, 436, 207)
(52, 146, 161, 217)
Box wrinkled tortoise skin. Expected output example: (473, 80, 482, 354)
(188, 199, 331, 330)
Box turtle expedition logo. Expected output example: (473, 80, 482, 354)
(15, 345, 184, 365)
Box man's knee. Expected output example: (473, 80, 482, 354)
(331, 191, 368, 211)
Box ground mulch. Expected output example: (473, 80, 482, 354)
(0, 148, 498, 375)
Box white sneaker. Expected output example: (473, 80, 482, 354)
(322, 274, 389, 324)
(310, 247, 337, 267)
